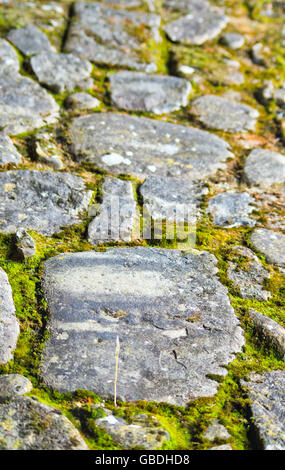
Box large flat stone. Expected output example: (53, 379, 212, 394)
(7, 24, 56, 56)
(0, 267, 19, 364)
(251, 228, 285, 267)
(244, 149, 285, 187)
(0, 132, 22, 165)
(0, 170, 92, 235)
(70, 113, 234, 180)
(41, 247, 244, 406)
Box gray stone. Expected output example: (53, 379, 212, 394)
(0, 170, 92, 236)
(15, 229, 36, 259)
(0, 374, 33, 400)
(41, 247, 244, 406)
(228, 246, 271, 301)
(88, 177, 139, 245)
(110, 71, 191, 114)
(0, 71, 59, 134)
(209, 444, 233, 450)
(163, 0, 210, 14)
(0, 132, 22, 165)
(203, 420, 231, 442)
(31, 52, 92, 93)
(249, 309, 285, 358)
(244, 149, 285, 187)
(191, 95, 259, 132)
(65, 92, 100, 110)
(251, 228, 285, 267)
(140, 176, 208, 222)
(0, 38, 19, 72)
(7, 24, 56, 56)
(32, 132, 64, 170)
(241, 371, 285, 450)
(251, 43, 265, 65)
(70, 113, 234, 180)
(0, 396, 88, 449)
(0, 267, 19, 364)
(95, 413, 169, 450)
(208, 192, 256, 228)
(65, 2, 160, 71)
(221, 33, 245, 49)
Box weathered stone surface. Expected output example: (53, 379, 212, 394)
(0, 38, 19, 72)
(191, 95, 259, 132)
(249, 309, 285, 358)
(65, 92, 100, 110)
(41, 247, 244, 406)
(0, 132, 22, 165)
(251, 228, 285, 267)
(32, 132, 64, 170)
(244, 149, 285, 187)
(95, 413, 169, 450)
(0, 396, 88, 450)
(0, 71, 59, 134)
(208, 192, 256, 228)
(88, 177, 139, 244)
(228, 246, 271, 301)
(0, 267, 19, 364)
(164, 2, 227, 45)
(7, 24, 56, 56)
(140, 176, 208, 222)
(203, 420, 231, 442)
(242, 371, 285, 450)
(110, 71, 191, 114)
(65, 2, 160, 71)
(0, 170, 92, 235)
(221, 33, 245, 49)
(163, 0, 209, 14)
(209, 444, 233, 450)
(70, 113, 234, 180)
(0, 374, 33, 400)
(15, 229, 36, 259)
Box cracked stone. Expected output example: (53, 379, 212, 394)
(0, 132, 22, 165)
(41, 247, 244, 406)
(110, 71, 191, 114)
(249, 309, 285, 359)
(244, 149, 285, 187)
(0, 38, 19, 72)
(7, 24, 56, 56)
(0, 170, 92, 236)
(65, 92, 100, 110)
(70, 113, 233, 180)
(203, 420, 231, 442)
(0, 374, 33, 400)
(0, 267, 19, 364)
(191, 95, 259, 132)
(208, 192, 256, 228)
(250, 228, 285, 267)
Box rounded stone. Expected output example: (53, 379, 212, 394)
(221, 32, 245, 49)
(244, 149, 285, 187)
(251, 228, 285, 267)
(0, 374, 33, 400)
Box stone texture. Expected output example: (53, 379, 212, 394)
(88, 177, 139, 244)
(203, 420, 231, 442)
(30, 52, 92, 93)
(65, 2, 160, 71)
(110, 71, 191, 114)
(0, 396, 88, 450)
(0, 267, 19, 364)
(251, 228, 285, 267)
(209, 444, 233, 450)
(244, 149, 285, 187)
(191, 95, 259, 132)
(0, 170, 92, 236)
(228, 246, 271, 301)
(163, 0, 209, 14)
(249, 309, 285, 358)
(242, 371, 285, 450)
(41, 247, 244, 406)
(221, 33, 245, 49)
(0, 132, 22, 165)
(70, 113, 234, 180)
(0, 374, 33, 400)
(65, 92, 100, 110)
(32, 132, 64, 170)
(15, 229, 36, 259)
(208, 192, 256, 228)
(0, 38, 19, 72)
(7, 24, 56, 56)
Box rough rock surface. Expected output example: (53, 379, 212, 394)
(88, 177, 139, 244)
(249, 309, 285, 358)
(0, 374, 33, 400)
(242, 371, 285, 450)
(0, 396, 88, 450)
(70, 113, 233, 180)
(208, 192, 256, 228)
(0, 170, 92, 235)
(251, 228, 285, 267)
(7, 24, 56, 56)
(15, 229, 36, 259)
(221, 33, 245, 49)
(0, 132, 22, 165)
(110, 72, 191, 114)
(0, 38, 19, 72)
(203, 420, 231, 442)
(209, 444, 233, 450)
(191, 95, 259, 132)
(244, 149, 285, 187)
(65, 92, 100, 110)
(32, 132, 64, 170)
(0, 267, 19, 364)
(41, 247, 244, 406)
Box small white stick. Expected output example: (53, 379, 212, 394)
(114, 335, 120, 407)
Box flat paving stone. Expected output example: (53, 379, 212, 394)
(30, 52, 92, 93)
(0, 374, 33, 400)
(251, 228, 285, 267)
(0, 132, 22, 165)
(0, 396, 88, 450)
(64, 2, 160, 71)
(244, 149, 285, 187)
(41, 247, 244, 406)
(208, 191, 256, 228)
(249, 309, 285, 359)
(0, 267, 19, 364)
(241, 370, 285, 450)
(110, 71, 191, 114)
(70, 113, 234, 180)
(7, 24, 56, 56)
(0, 38, 19, 72)
(191, 95, 259, 132)
(0, 170, 93, 235)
